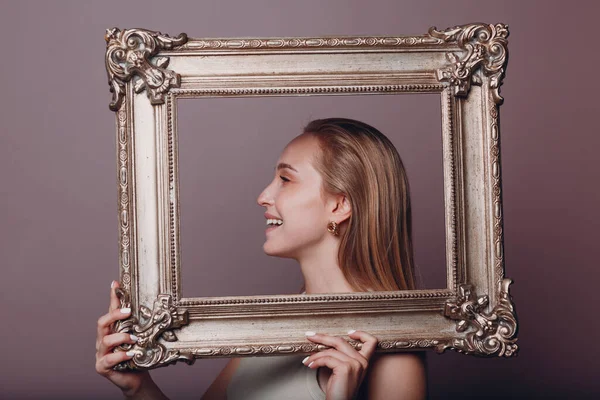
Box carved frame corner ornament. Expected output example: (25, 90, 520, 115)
(105, 28, 188, 111)
(429, 23, 509, 104)
(438, 278, 518, 357)
(113, 289, 193, 370)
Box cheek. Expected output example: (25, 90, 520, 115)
(280, 194, 326, 232)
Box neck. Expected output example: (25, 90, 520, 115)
(296, 240, 355, 294)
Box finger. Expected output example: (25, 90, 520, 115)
(348, 330, 378, 359)
(96, 307, 131, 340)
(305, 355, 355, 375)
(303, 349, 361, 370)
(305, 332, 363, 360)
(109, 280, 121, 313)
(96, 349, 136, 374)
(97, 332, 139, 356)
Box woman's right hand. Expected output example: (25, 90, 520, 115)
(95, 280, 153, 397)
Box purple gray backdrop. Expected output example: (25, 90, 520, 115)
(1, 0, 598, 398)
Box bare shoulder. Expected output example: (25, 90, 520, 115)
(364, 352, 427, 400)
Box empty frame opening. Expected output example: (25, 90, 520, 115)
(177, 94, 446, 297)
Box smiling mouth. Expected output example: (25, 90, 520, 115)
(266, 224, 282, 232)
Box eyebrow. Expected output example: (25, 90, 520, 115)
(275, 163, 298, 173)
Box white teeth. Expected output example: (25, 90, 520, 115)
(266, 218, 283, 226)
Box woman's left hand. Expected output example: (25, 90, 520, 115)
(303, 330, 378, 400)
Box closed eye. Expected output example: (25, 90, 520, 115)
(280, 176, 290, 182)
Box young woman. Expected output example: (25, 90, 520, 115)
(95, 118, 427, 399)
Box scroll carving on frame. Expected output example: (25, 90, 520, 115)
(113, 289, 193, 370)
(440, 279, 518, 357)
(104, 22, 518, 370)
(429, 23, 509, 103)
(105, 28, 188, 111)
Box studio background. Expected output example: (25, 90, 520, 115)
(1, 0, 598, 398)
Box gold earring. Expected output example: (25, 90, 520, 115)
(327, 221, 340, 236)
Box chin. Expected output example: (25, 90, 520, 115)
(263, 243, 293, 259)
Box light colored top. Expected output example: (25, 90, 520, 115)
(226, 354, 326, 400)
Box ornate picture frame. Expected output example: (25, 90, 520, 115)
(104, 22, 518, 370)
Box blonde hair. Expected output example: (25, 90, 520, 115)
(304, 118, 416, 291)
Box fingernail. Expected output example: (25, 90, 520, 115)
(111, 281, 115, 289)
(130, 334, 139, 342)
(308, 361, 314, 367)
(126, 351, 136, 357)
(348, 329, 356, 334)
(305, 331, 316, 336)
(120, 308, 131, 314)
(302, 356, 310, 364)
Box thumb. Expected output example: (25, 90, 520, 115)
(109, 280, 121, 312)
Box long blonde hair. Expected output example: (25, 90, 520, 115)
(304, 118, 416, 291)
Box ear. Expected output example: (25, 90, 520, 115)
(330, 194, 352, 224)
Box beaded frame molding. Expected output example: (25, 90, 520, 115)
(104, 22, 518, 370)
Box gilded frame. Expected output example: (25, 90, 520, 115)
(104, 22, 518, 370)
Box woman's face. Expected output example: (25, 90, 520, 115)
(257, 134, 332, 259)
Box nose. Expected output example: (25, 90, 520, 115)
(257, 183, 273, 207)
